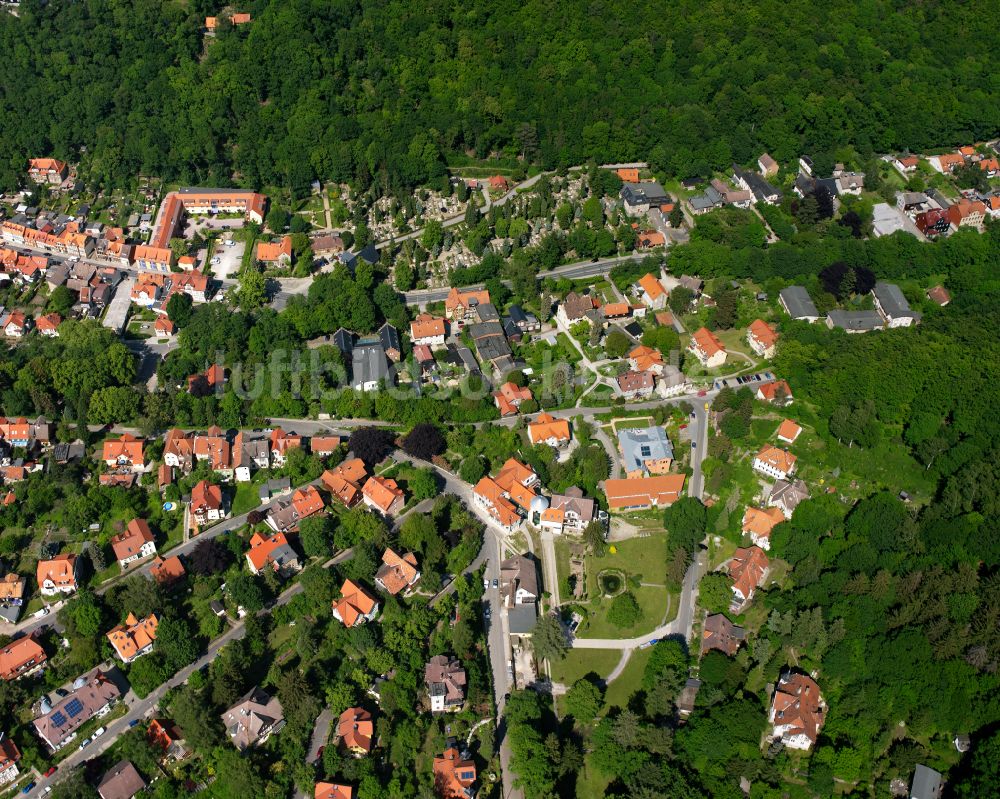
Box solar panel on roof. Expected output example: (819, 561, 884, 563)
(65, 698, 84, 718)
(50, 711, 67, 727)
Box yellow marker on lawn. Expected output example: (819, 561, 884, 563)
(609, 545, 617, 554)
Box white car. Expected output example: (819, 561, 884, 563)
(210, 257, 221, 265)
(92, 726, 106, 738)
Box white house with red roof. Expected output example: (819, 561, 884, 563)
(768, 672, 827, 750)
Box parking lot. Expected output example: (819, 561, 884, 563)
(714, 370, 775, 390)
(207, 239, 245, 280)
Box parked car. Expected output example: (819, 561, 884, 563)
(128, 719, 140, 728)
(21, 782, 35, 794)
(33, 607, 50, 618)
(78, 737, 91, 750)
(492, 578, 499, 588)
(44, 766, 57, 777)
(92, 726, 106, 738)
(483, 578, 489, 589)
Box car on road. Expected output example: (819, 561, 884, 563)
(21, 782, 35, 794)
(690, 411, 696, 418)
(129, 719, 140, 728)
(33, 607, 50, 618)
(44, 767, 57, 777)
(78, 737, 91, 750)
(691, 442, 696, 449)
(704, 402, 709, 410)
(483, 578, 489, 589)
(697, 389, 707, 397)
(92, 726, 106, 738)
(492, 578, 498, 588)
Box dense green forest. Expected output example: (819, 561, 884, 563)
(1, 0, 999, 193)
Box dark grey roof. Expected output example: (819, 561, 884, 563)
(333, 328, 354, 355)
(733, 166, 782, 201)
(508, 304, 527, 324)
(469, 321, 512, 363)
(690, 194, 717, 211)
(475, 302, 501, 322)
(827, 309, 884, 331)
(352, 342, 390, 388)
(379, 323, 401, 353)
(872, 282, 913, 320)
(507, 604, 538, 635)
(779, 286, 819, 319)
(357, 243, 379, 265)
(620, 181, 670, 207)
(502, 318, 519, 339)
(910, 764, 943, 799)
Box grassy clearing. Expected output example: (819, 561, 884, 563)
(550, 649, 622, 685)
(231, 482, 261, 516)
(602, 646, 652, 710)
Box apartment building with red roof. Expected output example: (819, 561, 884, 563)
(688, 327, 727, 368)
(444, 288, 490, 321)
(256, 236, 293, 266)
(741, 506, 785, 550)
(375, 549, 421, 595)
(36, 553, 79, 596)
(757, 380, 793, 405)
(527, 412, 571, 447)
(0, 635, 46, 681)
(433, 745, 477, 798)
(728, 546, 769, 608)
(637, 273, 668, 309)
(314, 784, 353, 799)
(336, 707, 374, 755)
(102, 434, 146, 472)
(769, 672, 827, 750)
(493, 381, 532, 417)
(410, 313, 447, 346)
(190, 480, 225, 527)
(28, 158, 68, 184)
(107, 613, 159, 664)
(246, 532, 301, 577)
(322, 458, 368, 507)
(0, 736, 21, 786)
(746, 319, 778, 358)
(150, 556, 186, 587)
(603, 474, 686, 511)
(753, 444, 797, 480)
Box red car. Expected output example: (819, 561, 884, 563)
(44, 766, 57, 777)
(697, 389, 707, 397)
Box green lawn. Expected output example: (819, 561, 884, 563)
(231, 482, 261, 516)
(575, 535, 672, 639)
(550, 649, 622, 685)
(575, 760, 613, 799)
(602, 646, 652, 710)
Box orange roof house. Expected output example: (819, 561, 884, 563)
(0, 572, 25, 604)
(362, 476, 404, 516)
(154, 317, 176, 337)
(332, 580, 379, 627)
(35, 313, 62, 336)
(527, 412, 571, 447)
(433, 746, 477, 799)
(375, 549, 420, 595)
(147, 719, 184, 753)
(110, 519, 157, 566)
(256, 236, 294, 265)
(245, 531, 300, 575)
(190, 479, 224, 526)
(0, 635, 46, 680)
(636, 230, 665, 248)
(206, 12, 251, 31)
(150, 556, 186, 586)
(601, 302, 631, 319)
(36, 553, 78, 595)
(102, 434, 146, 471)
(269, 428, 303, 464)
(444, 288, 490, 320)
(322, 458, 368, 507)
(769, 672, 827, 750)
(187, 363, 226, 393)
(728, 546, 770, 605)
(757, 380, 793, 405)
(604, 474, 686, 511)
(410, 313, 447, 343)
(315, 785, 353, 799)
(628, 344, 664, 373)
(753, 444, 797, 479)
(747, 319, 778, 358)
(488, 175, 509, 191)
(310, 436, 341, 457)
(741, 506, 786, 550)
(292, 485, 325, 518)
(637, 273, 667, 307)
(688, 327, 727, 367)
(616, 168, 640, 183)
(107, 613, 159, 663)
(337, 707, 374, 755)
(776, 419, 802, 444)
(493, 381, 533, 416)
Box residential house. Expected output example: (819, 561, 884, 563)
(332, 580, 379, 627)
(110, 519, 157, 568)
(190, 480, 225, 527)
(926, 285, 950, 307)
(493, 381, 532, 417)
(193, 427, 233, 477)
(946, 198, 986, 229)
(628, 344, 664, 374)
(256, 236, 293, 267)
(473, 459, 538, 530)
(753, 445, 797, 480)
(909, 765, 943, 799)
(832, 165, 865, 196)
(315, 784, 354, 799)
(732, 166, 781, 204)
(897, 191, 929, 212)
(425, 655, 466, 713)
(235, 433, 270, 482)
(308, 436, 340, 458)
(0, 572, 26, 622)
(758, 153, 779, 176)
(379, 323, 402, 363)
(776, 419, 802, 444)
(768, 479, 810, 519)
(892, 155, 920, 174)
(337, 707, 374, 756)
(149, 556, 185, 587)
(33, 669, 122, 751)
(499, 555, 538, 607)
(102, 434, 146, 472)
(873, 282, 919, 327)
(616, 369, 656, 399)
(927, 153, 964, 173)
(701, 613, 746, 657)
(375, 549, 420, 595)
(246, 531, 301, 577)
(768, 672, 826, 751)
(657, 364, 691, 398)
(620, 181, 671, 215)
(778, 287, 820, 322)
(0, 736, 21, 786)
(410, 313, 447, 347)
(220, 687, 285, 751)
(322, 458, 368, 508)
(107, 613, 159, 664)
(352, 340, 390, 391)
(616, 168, 640, 182)
(28, 158, 68, 184)
(826, 309, 884, 333)
(205, 12, 252, 32)
(433, 744, 477, 799)
(507, 304, 539, 333)
(756, 380, 793, 405)
(728, 546, 770, 608)
(468, 318, 513, 374)
(742, 506, 785, 550)
(35, 313, 61, 337)
(617, 426, 673, 478)
(362, 475, 405, 516)
(688, 327, 727, 368)
(187, 363, 226, 394)
(444, 288, 490, 322)
(163, 429, 195, 471)
(1, 311, 27, 338)
(538, 487, 600, 535)
(557, 291, 598, 326)
(311, 235, 345, 258)
(746, 319, 778, 358)
(915, 208, 951, 237)
(636, 273, 668, 310)
(527, 412, 571, 447)
(146, 719, 188, 760)
(603, 474, 686, 511)
(269, 428, 303, 467)
(0, 635, 46, 681)
(36, 553, 78, 596)
(172, 270, 211, 302)
(97, 760, 148, 799)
